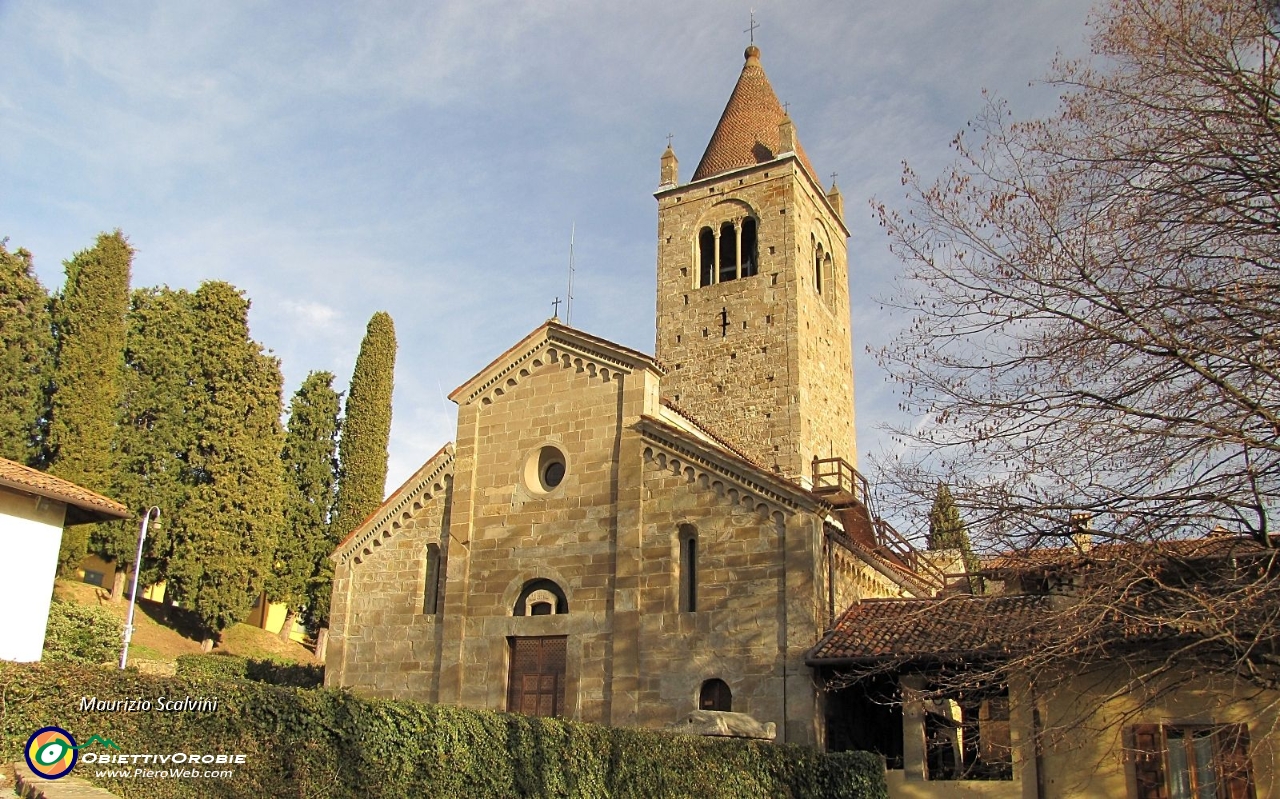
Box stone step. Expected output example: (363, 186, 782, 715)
(11, 763, 122, 799)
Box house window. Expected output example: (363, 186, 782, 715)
(423, 543, 441, 615)
(82, 570, 105, 588)
(679, 524, 698, 612)
(1131, 723, 1255, 799)
(699, 678, 732, 711)
(924, 684, 1012, 781)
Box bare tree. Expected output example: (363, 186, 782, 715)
(860, 0, 1280, 739)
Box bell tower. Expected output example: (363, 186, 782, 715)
(654, 45, 855, 482)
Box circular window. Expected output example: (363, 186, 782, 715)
(543, 460, 566, 488)
(523, 445, 567, 494)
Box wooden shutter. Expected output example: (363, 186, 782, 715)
(1215, 724, 1256, 799)
(1130, 724, 1167, 799)
(507, 637, 567, 718)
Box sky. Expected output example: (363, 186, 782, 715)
(0, 0, 1099, 519)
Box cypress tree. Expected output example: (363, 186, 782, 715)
(927, 482, 980, 590)
(0, 241, 53, 465)
(272, 371, 341, 641)
(106, 287, 199, 598)
(164, 282, 286, 647)
(332, 311, 396, 541)
(48, 231, 132, 572)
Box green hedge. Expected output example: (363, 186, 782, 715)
(42, 598, 121, 665)
(174, 654, 324, 688)
(0, 662, 886, 799)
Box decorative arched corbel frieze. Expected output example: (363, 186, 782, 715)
(335, 445, 455, 566)
(460, 324, 662, 408)
(638, 424, 821, 523)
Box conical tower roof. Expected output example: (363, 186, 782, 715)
(691, 45, 819, 183)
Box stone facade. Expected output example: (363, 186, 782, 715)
(326, 46, 925, 747)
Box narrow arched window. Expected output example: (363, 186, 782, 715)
(814, 243, 824, 294)
(740, 218, 758, 278)
(699, 227, 715, 287)
(718, 222, 738, 283)
(679, 524, 698, 612)
(700, 679, 732, 711)
(423, 543, 441, 615)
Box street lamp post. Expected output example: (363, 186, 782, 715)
(119, 506, 160, 670)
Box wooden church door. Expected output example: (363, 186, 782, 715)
(507, 636, 567, 717)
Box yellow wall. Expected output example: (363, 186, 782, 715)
(76, 553, 116, 589)
(246, 591, 306, 643)
(886, 665, 1277, 799)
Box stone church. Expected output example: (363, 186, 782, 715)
(325, 44, 939, 747)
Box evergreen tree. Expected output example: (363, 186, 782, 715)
(106, 287, 199, 597)
(272, 371, 341, 641)
(927, 482, 980, 590)
(164, 282, 285, 647)
(0, 241, 53, 465)
(332, 311, 396, 542)
(48, 231, 132, 572)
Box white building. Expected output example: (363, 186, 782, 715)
(0, 457, 129, 662)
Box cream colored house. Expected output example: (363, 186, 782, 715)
(0, 457, 129, 662)
(325, 45, 948, 746)
(809, 537, 1274, 798)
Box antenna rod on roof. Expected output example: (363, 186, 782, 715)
(566, 222, 576, 326)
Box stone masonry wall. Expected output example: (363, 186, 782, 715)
(632, 446, 826, 744)
(435, 347, 630, 726)
(789, 174, 857, 469)
(655, 157, 855, 481)
(326, 484, 451, 702)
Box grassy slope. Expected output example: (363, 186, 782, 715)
(53, 579, 316, 664)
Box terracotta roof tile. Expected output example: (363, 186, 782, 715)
(807, 595, 1052, 665)
(982, 533, 1274, 574)
(692, 46, 820, 183)
(0, 457, 130, 524)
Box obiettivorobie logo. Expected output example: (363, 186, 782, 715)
(24, 726, 247, 781)
(24, 727, 120, 780)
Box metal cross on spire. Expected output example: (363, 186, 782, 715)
(666, 132, 674, 148)
(830, 172, 838, 185)
(745, 10, 759, 44)
(552, 297, 561, 318)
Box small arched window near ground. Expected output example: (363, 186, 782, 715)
(423, 543, 441, 615)
(700, 679, 732, 712)
(514, 578, 569, 616)
(679, 524, 698, 613)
